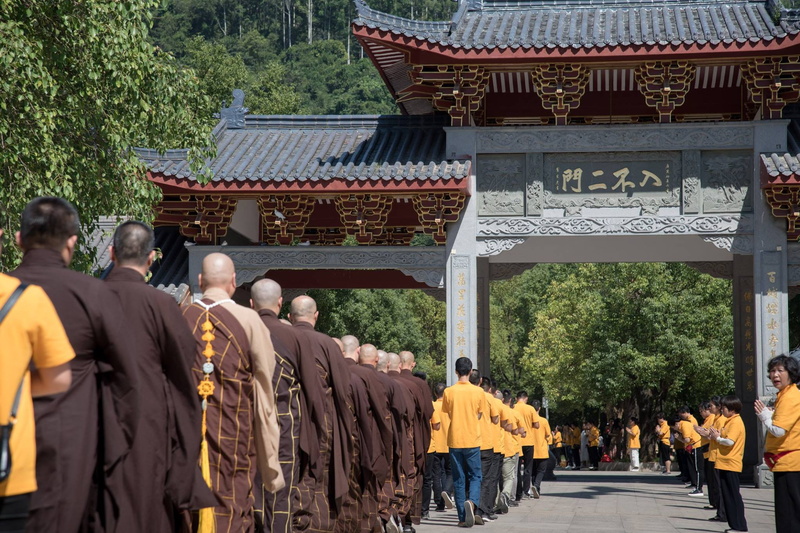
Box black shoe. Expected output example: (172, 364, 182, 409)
(434, 506, 446, 512)
(508, 500, 519, 507)
(486, 513, 498, 520)
(708, 516, 723, 522)
(421, 511, 430, 520)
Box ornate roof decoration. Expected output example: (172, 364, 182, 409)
(137, 93, 470, 188)
(353, 0, 799, 51)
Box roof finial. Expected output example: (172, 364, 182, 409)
(220, 89, 248, 129)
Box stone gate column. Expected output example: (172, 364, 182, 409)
(445, 127, 479, 385)
(751, 121, 790, 486)
(477, 257, 491, 374)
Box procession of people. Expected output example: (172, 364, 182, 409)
(1, 197, 799, 533)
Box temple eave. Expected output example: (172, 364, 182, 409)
(147, 172, 471, 194)
(354, 26, 800, 62)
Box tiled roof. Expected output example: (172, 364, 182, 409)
(761, 119, 800, 179)
(137, 115, 470, 183)
(87, 216, 123, 274)
(354, 0, 799, 50)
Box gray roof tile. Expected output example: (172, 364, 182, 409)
(353, 0, 800, 49)
(138, 115, 469, 183)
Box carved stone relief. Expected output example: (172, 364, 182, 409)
(682, 151, 702, 214)
(542, 151, 681, 210)
(478, 238, 527, 256)
(477, 154, 525, 216)
(685, 262, 734, 279)
(476, 124, 754, 153)
(478, 215, 753, 237)
(526, 153, 544, 217)
(701, 151, 753, 213)
(702, 235, 754, 255)
(398, 268, 445, 288)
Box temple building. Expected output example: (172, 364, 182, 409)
(139, 0, 800, 484)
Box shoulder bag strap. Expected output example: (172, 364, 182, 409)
(1, 283, 30, 421)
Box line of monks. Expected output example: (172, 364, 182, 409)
(0, 197, 554, 533)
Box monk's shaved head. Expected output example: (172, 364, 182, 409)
(341, 335, 360, 360)
(199, 253, 236, 296)
(359, 344, 378, 366)
(376, 350, 389, 373)
(251, 278, 282, 311)
(388, 352, 401, 372)
(289, 295, 318, 325)
(333, 338, 345, 356)
(399, 350, 416, 370)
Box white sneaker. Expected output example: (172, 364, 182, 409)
(442, 492, 455, 510)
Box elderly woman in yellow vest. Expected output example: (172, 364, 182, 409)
(755, 355, 800, 533)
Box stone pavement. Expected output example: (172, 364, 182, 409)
(417, 470, 775, 533)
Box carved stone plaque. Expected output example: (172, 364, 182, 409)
(477, 154, 525, 216)
(701, 151, 753, 213)
(543, 151, 681, 209)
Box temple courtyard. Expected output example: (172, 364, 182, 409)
(417, 470, 775, 533)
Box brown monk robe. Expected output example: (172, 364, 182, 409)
(397, 351, 434, 527)
(340, 338, 393, 533)
(289, 296, 354, 533)
(9, 198, 140, 533)
(103, 222, 216, 533)
(334, 336, 365, 533)
(249, 279, 322, 533)
(182, 253, 284, 533)
(377, 351, 415, 533)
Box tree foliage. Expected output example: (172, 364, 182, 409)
(513, 263, 734, 454)
(0, 0, 213, 270)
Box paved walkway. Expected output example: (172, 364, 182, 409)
(417, 470, 775, 533)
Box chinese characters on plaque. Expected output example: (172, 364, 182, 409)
(555, 161, 671, 194)
(451, 255, 470, 361)
(760, 252, 785, 395)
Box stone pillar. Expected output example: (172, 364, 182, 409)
(477, 257, 491, 374)
(751, 121, 790, 486)
(732, 254, 757, 481)
(445, 127, 478, 385)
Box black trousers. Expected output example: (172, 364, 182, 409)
(676, 448, 689, 481)
(516, 446, 534, 500)
(572, 445, 581, 469)
(531, 457, 547, 492)
(588, 446, 599, 469)
(719, 469, 747, 532)
(774, 471, 800, 532)
(705, 459, 725, 519)
(478, 449, 500, 516)
(686, 448, 703, 490)
(0, 493, 31, 533)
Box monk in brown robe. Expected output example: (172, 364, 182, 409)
(250, 279, 321, 533)
(104, 221, 215, 532)
(397, 351, 434, 529)
(377, 351, 415, 533)
(182, 253, 284, 533)
(9, 197, 140, 533)
(289, 296, 353, 533)
(340, 338, 393, 533)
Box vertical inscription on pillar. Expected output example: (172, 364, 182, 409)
(760, 252, 785, 396)
(450, 255, 471, 364)
(740, 283, 757, 401)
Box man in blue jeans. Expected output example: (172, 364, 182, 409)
(442, 357, 487, 528)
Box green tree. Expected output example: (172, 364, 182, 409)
(522, 263, 734, 456)
(0, 0, 212, 271)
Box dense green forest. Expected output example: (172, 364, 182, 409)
(148, 0, 458, 116)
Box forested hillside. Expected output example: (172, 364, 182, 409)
(148, 0, 457, 116)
